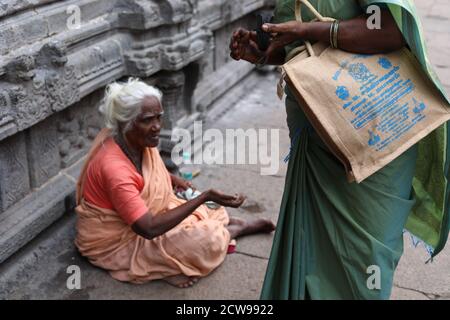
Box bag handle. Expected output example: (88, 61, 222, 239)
(295, 0, 333, 22)
(288, 0, 335, 59)
(278, 0, 335, 99)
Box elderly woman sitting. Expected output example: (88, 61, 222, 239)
(75, 78, 275, 288)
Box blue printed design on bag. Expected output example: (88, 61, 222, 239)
(336, 86, 350, 100)
(331, 54, 426, 152)
(412, 98, 426, 114)
(378, 57, 392, 69)
(348, 63, 375, 83)
(368, 130, 381, 146)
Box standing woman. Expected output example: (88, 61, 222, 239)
(230, 0, 450, 299)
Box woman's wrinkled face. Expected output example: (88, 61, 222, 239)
(125, 96, 164, 149)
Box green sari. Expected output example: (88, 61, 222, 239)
(261, 0, 450, 300)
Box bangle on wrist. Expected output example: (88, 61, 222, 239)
(330, 20, 340, 49)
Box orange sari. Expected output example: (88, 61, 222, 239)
(75, 129, 231, 283)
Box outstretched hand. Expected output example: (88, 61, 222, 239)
(206, 189, 246, 208)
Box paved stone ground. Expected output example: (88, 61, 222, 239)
(415, 0, 450, 95)
(0, 0, 449, 300)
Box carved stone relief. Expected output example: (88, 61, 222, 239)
(57, 90, 103, 168)
(0, 133, 30, 213)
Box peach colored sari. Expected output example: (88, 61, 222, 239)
(75, 129, 231, 283)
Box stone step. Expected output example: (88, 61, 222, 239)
(0, 158, 84, 264)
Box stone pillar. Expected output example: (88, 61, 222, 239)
(0, 133, 30, 213)
(156, 70, 187, 130)
(57, 92, 103, 169)
(26, 115, 61, 188)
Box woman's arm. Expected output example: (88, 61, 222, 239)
(131, 190, 245, 240)
(262, 9, 405, 56)
(132, 192, 209, 240)
(230, 9, 405, 66)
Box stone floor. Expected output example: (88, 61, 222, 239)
(0, 0, 449, 300)
(415, 0, 450, 96)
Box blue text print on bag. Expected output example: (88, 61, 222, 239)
(332, 54, 427, 151)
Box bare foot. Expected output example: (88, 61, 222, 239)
(244, 218, 276, 235)
(229, 217, 246, 226)
(227, 217, 275, 238)
(164, 275, 199, 288)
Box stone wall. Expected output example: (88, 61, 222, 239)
(0, 0, 275, 263)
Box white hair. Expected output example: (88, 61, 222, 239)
(99, 78, 163, 134)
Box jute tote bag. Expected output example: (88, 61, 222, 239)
(281, 0, 450, 183)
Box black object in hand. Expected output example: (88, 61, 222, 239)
(255, 13, 273, 51)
